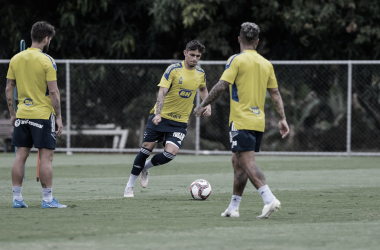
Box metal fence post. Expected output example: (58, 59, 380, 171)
(346, 61, 352, 156)
(195, 89, 200, 155)
(66, 61, 72, 155)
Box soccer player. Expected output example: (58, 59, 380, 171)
(124, 40, 211, 198)
(5, 21, 66, 208)
(194, 22, 289, 219)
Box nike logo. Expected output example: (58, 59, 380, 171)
(134, 165, 142, 169)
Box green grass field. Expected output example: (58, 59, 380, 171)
(0, 153, 379, 250)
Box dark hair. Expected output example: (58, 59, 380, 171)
(186, 40, 206, 53)
(240, 22, 260, 42)
(31, 21, 55, 43)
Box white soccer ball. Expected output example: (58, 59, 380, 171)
(190, 179, 211, 200)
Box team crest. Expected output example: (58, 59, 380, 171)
(179, 77, 183, 84)
(15, 119, 20, 127)
(24, 98, 33, 106)
(251, 107, 260, 115)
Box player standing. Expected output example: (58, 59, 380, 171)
(5, 21, 66, 208)
(194, 22, 289, 218)
(124, 40, 211, 197)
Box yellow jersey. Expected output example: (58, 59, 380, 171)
(6, 48, 57, 120)
(220, 50, 278, 132)
(150, 61, 206, 123)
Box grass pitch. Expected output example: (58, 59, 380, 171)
(0, 153, 379, 250)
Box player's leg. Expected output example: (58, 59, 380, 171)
(235, 150, 267, 189)
(12, 147, 31, 208)
(142, 131, 183, 178)
(125, 141, 156, 196)
(221, 153, 248, 217)
(235, 150, 280, 219)
(38, 148, 66, 208)
(139, 131, 184, 188)
(11, 119, 33, 208)
(33, 115, 66, 208)
(125, 115, 163, 197)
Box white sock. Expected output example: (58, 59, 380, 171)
(258, 185, 275, 205)
(127, 174, 138, 188)
(144, 159, 154, 171)
(42, 188, 53, 203)
(13, 186, 23, 201)
(227, 195, 242, 211)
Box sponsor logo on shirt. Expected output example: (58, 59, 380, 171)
(167, 112, 182, 119)
(24, 98, 33, 106)
(179, 89, 192, 98)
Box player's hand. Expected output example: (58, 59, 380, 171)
(278, 118, 289, 138)
(202, 104, 212, 117)
(193, 106, 205, 117)
(152, 114, 162, 125)
(55, 115, 63, 137)
(10, 115, 16, 128)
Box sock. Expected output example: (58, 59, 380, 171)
(42, 188, 53, 203)
(150, 151, 175, 166)
(127, 174, 138, 188)
(131, 147, 152, 176)
(227, 195, 242, 211)
(144, 159, 154, 171)
(13, 186, 23, 201)
(258, 185, 275, 205)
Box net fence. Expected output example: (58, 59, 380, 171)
(1, 59, 379, 156)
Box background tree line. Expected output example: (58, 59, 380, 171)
(1, 0, 380, 60)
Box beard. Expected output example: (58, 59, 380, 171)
(43, 43, 49, 53)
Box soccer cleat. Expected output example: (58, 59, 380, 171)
(41, 198, 67, 208)
(221, 207, 239, 218)
(140, 169, 149, 188)
(256, 197, 281, 219)
(124, 187, 134, 197)
(13, 199, 28, 208)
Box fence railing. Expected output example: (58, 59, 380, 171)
(1, 59, 379, 156)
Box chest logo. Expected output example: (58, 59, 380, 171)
(24, 98, 34, 106)
(179, 77, 183, 84)
(179, 89, 192, 98)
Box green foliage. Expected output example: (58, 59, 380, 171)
(2, 0, 380, 60)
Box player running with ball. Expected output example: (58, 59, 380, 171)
(124, 40, 211, 198)
(194, 22, 289, 219)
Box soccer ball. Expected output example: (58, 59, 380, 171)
(190, 179, 211, 200)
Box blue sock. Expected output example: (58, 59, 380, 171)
(131, 147, 152, 176)
(151, 151, 175, 166)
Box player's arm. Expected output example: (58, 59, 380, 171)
(5, 78, 17, 127)
(47, 80, 63, 137)
(152, 87, 169, 125)
(194, 80, 230, 117)
(267, 88, 289, 138)
(198, 86, 211, 117)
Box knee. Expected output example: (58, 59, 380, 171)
(17, 151, 30, 161)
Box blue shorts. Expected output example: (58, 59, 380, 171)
(229, 122, 263, 152)
(143, 114, 187, 149)
(12, 114, 57, 149)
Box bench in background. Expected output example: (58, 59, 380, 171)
(61, 124, 128, 149)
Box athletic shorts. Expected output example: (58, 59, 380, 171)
(229, 122, 263, 152)
(12, 114, 57, 149)
(143, 114, 187, 149)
